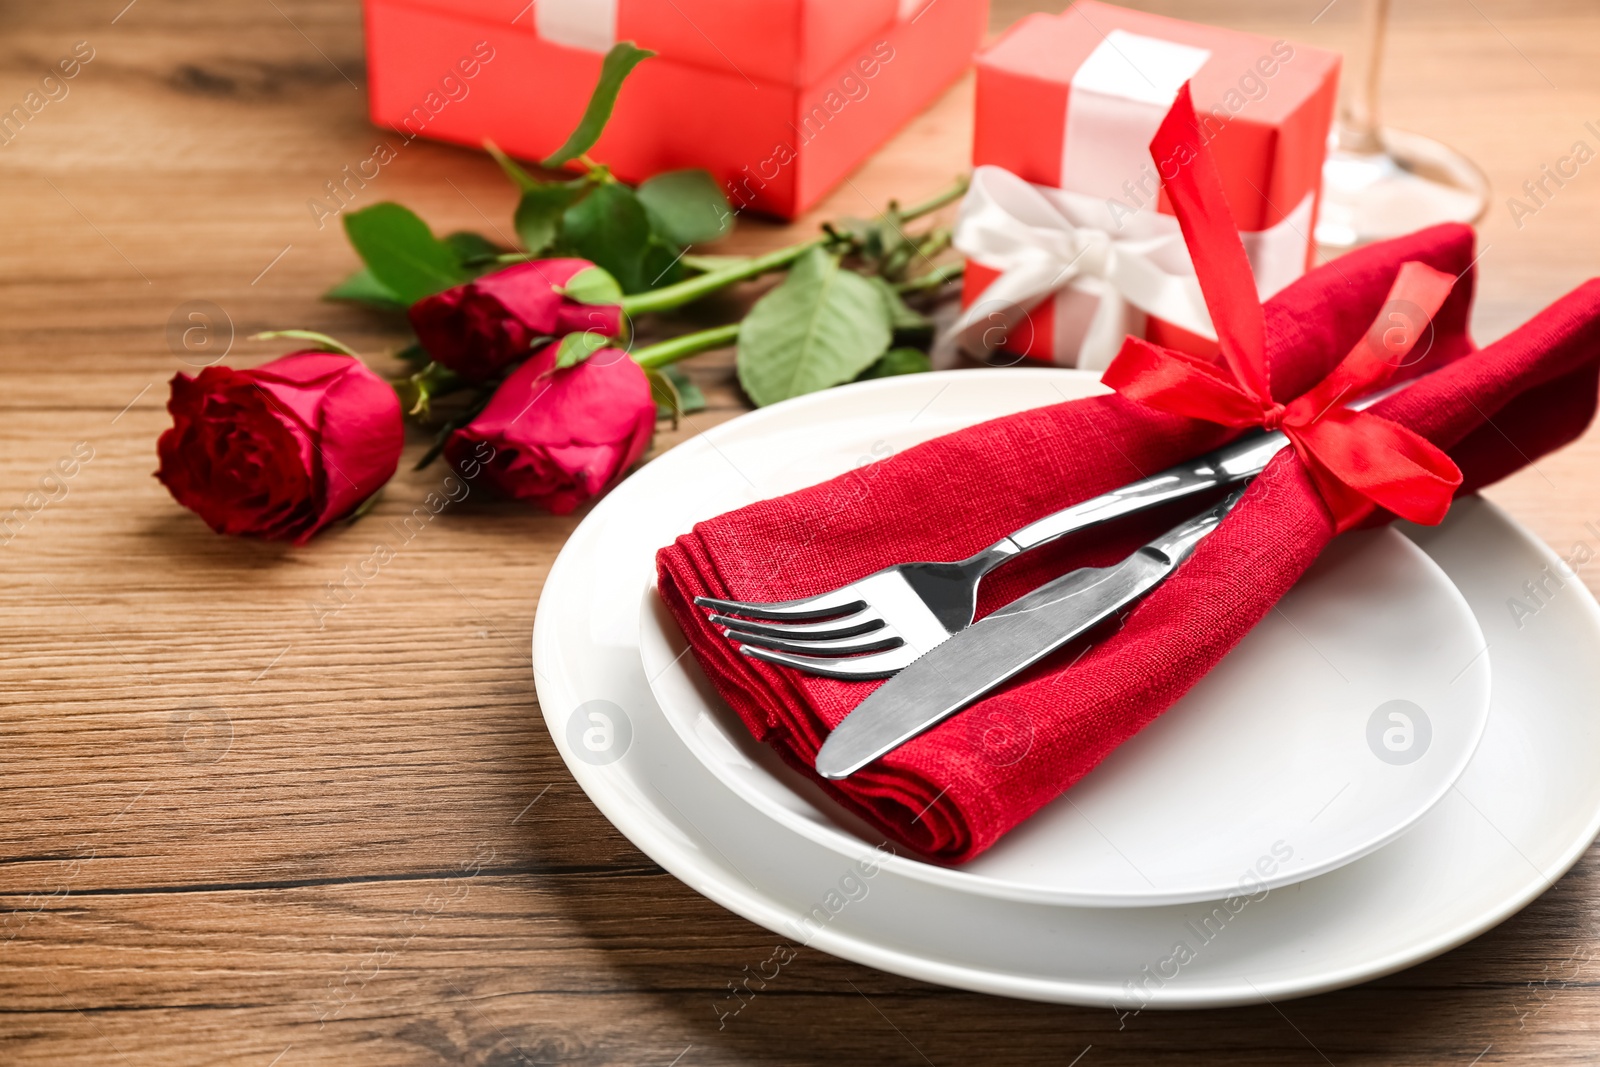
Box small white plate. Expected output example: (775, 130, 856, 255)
(535, 369, 1600, 1006)
(635, 372, 1490, 906)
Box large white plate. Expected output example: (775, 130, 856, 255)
(535, 369, 1600, 1006)
(633, 369, 1490, 905)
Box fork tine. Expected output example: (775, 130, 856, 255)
(704, 611, 885, 641)
(739, 643, 920, 680)
(722, 627, 905, 657)
(694, 591, 869, 622)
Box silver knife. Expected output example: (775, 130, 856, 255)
(814, 491, 1244, 780)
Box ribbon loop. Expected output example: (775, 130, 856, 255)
(1102, 84, 1464, 532)
(946, 166, 1214, 369)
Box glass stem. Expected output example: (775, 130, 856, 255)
(1338, 0, 1390, 154)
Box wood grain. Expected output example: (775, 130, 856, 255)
(3, 0, 1600, 1063)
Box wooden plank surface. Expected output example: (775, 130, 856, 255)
(3, 0, 1600, 1063)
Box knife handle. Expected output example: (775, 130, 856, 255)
(995, 489, 1244, 623)
(996, 432, 1281, 557)
(1143, 488, 1245, 566)
(986, 377, 1416, 562)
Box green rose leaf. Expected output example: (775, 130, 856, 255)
(637, 169, 733, 246)
(444, 230, 501, 272)
(251, 330, 360, 358)
(646, 365, 706, 424)
(342, 202, 468, 305)
(557, 265, 625, 306)
(486, 139, 590, 255)
(736, 247, 893, 407)
(563, 181, 666, 294)
(664, 364, 705, 413)
(552, 330, 614, 369)
(857, 347, 932, 380)
(868, 275, 932, 331)
(542, 42, 656, 169)
(639, 231, 686, 291)
(394, 341, 430, 365)
(324, 268, 407, 313)
(514, 181, 586, 256)
(646, 365, 681, 425)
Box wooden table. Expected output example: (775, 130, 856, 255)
(4, 1, 1599, 1063)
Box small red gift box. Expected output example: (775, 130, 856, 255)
(363, 0, 988, 219)
(956, 2, 1339, 367)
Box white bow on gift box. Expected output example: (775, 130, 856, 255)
(944, 164, 1219, 371)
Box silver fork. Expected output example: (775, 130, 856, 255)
(694, 381, 1409, 679)
(694, 430, 1284, 679)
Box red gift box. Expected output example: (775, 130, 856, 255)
(363, 0, 988, 219)
(956, 2, 1339, 366)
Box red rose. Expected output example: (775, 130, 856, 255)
(156, 351, 403, 543)
(443, 343, 655, 515)
(408, 259, 623, 382)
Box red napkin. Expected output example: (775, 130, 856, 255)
(656, 223, 1600, 862)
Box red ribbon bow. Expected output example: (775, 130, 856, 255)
(1101, 84, 1463, 532)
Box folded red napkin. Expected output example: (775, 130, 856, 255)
(656, 222, 1600, 862)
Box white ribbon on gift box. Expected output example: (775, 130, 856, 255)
(945, 165, 1217, 370)
(536, 0, 618, 53)
(535, 0, 928, 53)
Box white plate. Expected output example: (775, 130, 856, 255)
(629, 368, 1490, 905)
(639, 474, 1490, 905)
(535, 370, 1600, 1006)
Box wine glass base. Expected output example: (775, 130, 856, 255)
(1315, 127, 1490, 249)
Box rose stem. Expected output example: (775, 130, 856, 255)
(618, 175, 970, 318)
(619, 240, 827, 316)
(892, 175, 971, 223)
(895, 260, 965, 293)
(632, 323, 742, 370)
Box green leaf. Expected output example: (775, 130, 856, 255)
(251, 330, 360, 358)
(542, 42, 656, 168)
(736, 248, 893, 407)
(646, 366, 681, 425)
(483, 139, 540, 193)
(637, 169, 733, 245)
(557, 265, 624, 306)
(868, 275, 932, 331)
(562, 182, 658, 294)
(393, 341, 430, 364)
(645, 365, 704, 424)
(445, 230, 501, 271)
(514, 182, 586, 256)
(324, 268, 407, 313)
(342, 203, 468, 305)
(639, 231, 686, 290)
(664, 364, 705, 413)
(857, 347, 931, 380)
(552, 330, 613, 369)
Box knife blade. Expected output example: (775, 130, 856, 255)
(814, 491, 1244, 780)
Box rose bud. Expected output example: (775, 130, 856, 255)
(443, 343, 655, 515)
(156, 352, 403, 543)
(408, 259, 623, 382)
